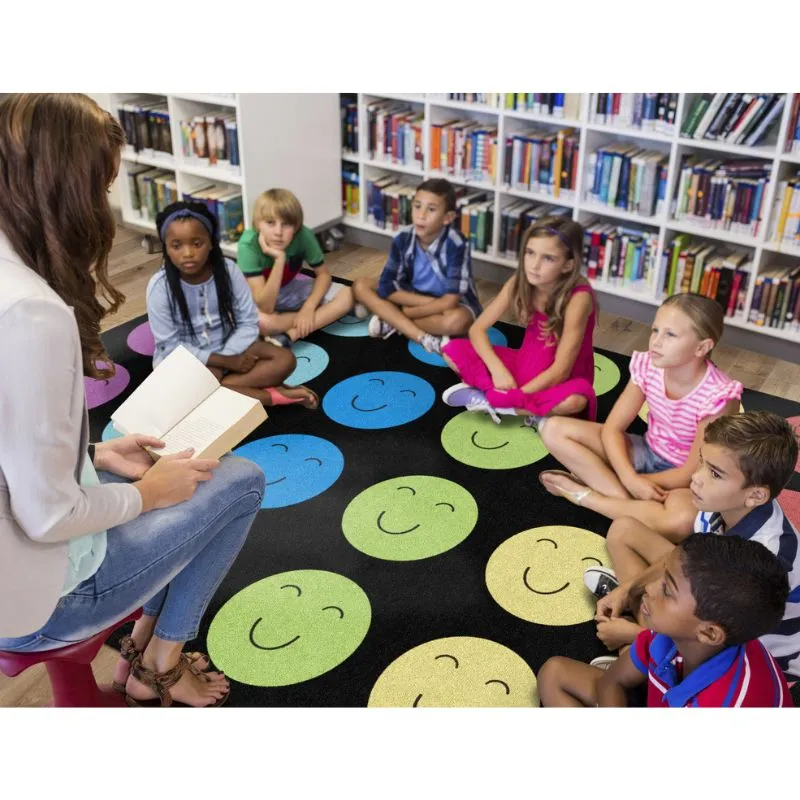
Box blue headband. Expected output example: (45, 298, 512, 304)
(544, 225, 573, 251)
(159, 209, 214, 242)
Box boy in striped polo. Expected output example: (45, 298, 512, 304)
(584, 411, 800, 679)
(539, 534, 791, 707)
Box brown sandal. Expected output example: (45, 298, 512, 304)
(125, 653, 229, 708)
(112, 635, 211, 694)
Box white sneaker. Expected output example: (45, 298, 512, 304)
(590, 656, 618, 671)
(419, 333, 450, 355)
(368, 315, 397, 339)
(583, 567, 619, 599)
(353, 302, 369, 320)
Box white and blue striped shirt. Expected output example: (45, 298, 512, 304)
(696, 501, 800, 678)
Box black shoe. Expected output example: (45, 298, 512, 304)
(584, 567, 619, 599)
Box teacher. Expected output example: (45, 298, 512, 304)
(0, 94, 266, 707)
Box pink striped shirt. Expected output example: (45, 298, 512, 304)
(630, 351, 743, 467)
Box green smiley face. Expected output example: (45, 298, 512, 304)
(342, 476, 478, 561)
(441, 411, 549, 470)
(207, 570, 371, 687)
(593, 352, 622, 397)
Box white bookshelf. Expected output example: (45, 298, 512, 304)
(340, 93, 800, 349)
(112, 93, 341, 259)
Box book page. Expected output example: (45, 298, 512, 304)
(157, 386, 261, 457)
(111, 346, 219, 438)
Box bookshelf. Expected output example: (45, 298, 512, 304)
(112, 93, 341, 259)
(340, 93, 800, 352)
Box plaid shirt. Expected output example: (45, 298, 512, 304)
(377, 224, 482, 317)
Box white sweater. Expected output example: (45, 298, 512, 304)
(0, 232, 141, 637)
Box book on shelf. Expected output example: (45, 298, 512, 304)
(366, 174, 417, 230)
(366, 100, 424, 169)
(341, 95, 359, 155)
(670, 155, 771, 236)
(748, 264, 800, 331)
(504, 93, 580, 119)
(585, 145, 668, 217)
(111, 345, 267, 462)
(126, 167, 178, 222)
(588, 94, 677, 134)
(498, 201, 570, 260)
(785, 94, 800, 155)
(766, 171, 800, 247)
(503, 127, 579, 200)
(456, 190, 493, 254)
(341, 164, 360, 217)
(681, 93, 785, 146)
(429, 93, 503, 108)
(429, 119, 497, 183)
(179, 113, 241, 172)
(117, 98, 172, 156)
(181, 183, 244, 244)
(582, 221, 659, 291)
(661, 235, 752, 319)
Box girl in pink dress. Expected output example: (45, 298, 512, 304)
(442, 216, 596, 425)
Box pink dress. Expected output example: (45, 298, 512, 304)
(442, 283, 598, 420)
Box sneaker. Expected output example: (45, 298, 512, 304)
(353, 302, 369, 320)
(442, 382, 487, 409)
(590, 656, 618, 671)
(368, 315, 397, 340)
(583, 566, 620, 599)
(522, 414, 542, 430)
(419, 333, 450, 355)
(265, 333, 291, 348)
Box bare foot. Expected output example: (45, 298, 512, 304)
(277, 385, 319, 409)
(595, 617, 643, 651)
(540, 472, 592, 506)
(126, 658, 229, 707)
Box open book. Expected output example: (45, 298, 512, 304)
(111, 345, 267, 460)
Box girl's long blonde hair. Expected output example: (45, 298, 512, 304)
(512, 216, 586, 340)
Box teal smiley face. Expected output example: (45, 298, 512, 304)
(207, 570, 372, 687)
(342, 476, 478, 561)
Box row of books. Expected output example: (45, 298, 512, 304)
(503, 128, 578, 199)
(342, 165, 360, 216)
(670, 156, 770, 236)
(785, 95, 800, 154)
(661, 235, 751, 318)
(126, 167, 178, 223)
(681, 94, 785, 147)
(181, 184, 244, 244)
(431, 93, 504, 108)
(585, 146, 668, 217)
(583, 222, 659, 290)
(767, 172, 800, 247)
(366, 101, 424, 169)
(588, 94, 677, 134)
(117, 99, 172, 155)
(498, 201, 570, 261)
(366, 174, 416, 230)
(456, 190, 494, 254)
(178, 115, 241, 171)
(750, 265, 800, 330)
(341, 97, 358, 154)
(504, 94, 580, 119)
(429, 120, 498, 183)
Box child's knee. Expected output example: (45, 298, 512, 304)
(352, 277, 375, 301)
(539, 414, 567, 447)
(538, 656, 569, 695)
(442, 309, 473, 336)
(607, 516, 641, 551)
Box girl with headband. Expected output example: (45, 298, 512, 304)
(442, 215, 597, 425)
(147, 201, 319, 408)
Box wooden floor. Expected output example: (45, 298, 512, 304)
(4, 223, 800, 708)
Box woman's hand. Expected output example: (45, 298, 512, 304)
(94, 435, 164, 479)
(135, 450, 220, 512)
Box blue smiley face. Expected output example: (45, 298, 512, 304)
(322, 314, 370, 337)
(323, 371, 436, 429)
(285, 342, 330, 387)
(408, 326, 509, 367)
(233, 434, 345, 509)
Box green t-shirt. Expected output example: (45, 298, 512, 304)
(237, 225, 325, 286)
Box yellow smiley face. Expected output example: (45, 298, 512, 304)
(368, 636, 539, 707)
(486, 526, 610, 626)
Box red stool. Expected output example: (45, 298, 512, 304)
(0, 609, 142, 707)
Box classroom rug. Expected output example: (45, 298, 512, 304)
(93, 297, 800, 707)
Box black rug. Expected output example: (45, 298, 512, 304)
(95, 299, 800, 707)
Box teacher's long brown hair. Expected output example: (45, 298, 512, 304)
(0, 94, 125, 379)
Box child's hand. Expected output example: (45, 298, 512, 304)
(625, 474, 668, 502)
(595, 585, 629, 620)
(227, 353, 259, 374)
(490, 366, 517, 391)
(596, 617, 642, 651)
(293, 307, 316, 338)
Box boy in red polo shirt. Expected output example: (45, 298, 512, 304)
(538, 534, 792, 707)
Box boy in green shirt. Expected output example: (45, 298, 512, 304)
(237, 188, 355, 346)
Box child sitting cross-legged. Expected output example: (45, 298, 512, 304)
(538, 533, 793, 707)
(352, 178, 482, 356)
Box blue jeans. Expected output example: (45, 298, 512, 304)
(0, 456, 265, 652)
(626, 433, 676, 474)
